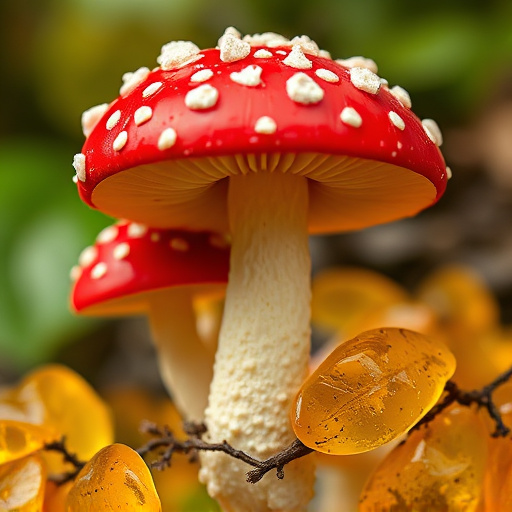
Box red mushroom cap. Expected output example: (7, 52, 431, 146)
(74, 32, 448, 234)
(70, 222, 230, 315)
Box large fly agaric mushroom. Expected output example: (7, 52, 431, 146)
(70, 221, 229, 421)
(73, 28, 448, 512)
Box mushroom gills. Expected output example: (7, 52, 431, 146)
(91, 152, 436, 235)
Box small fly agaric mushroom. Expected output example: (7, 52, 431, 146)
(73, 28, 448, 512)
(70, 221, 229, 421)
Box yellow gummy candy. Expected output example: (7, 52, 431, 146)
(292, 328, 455, 455)
(0, 420, 55, 465)
(359, 406, 488, 512)
(0, 455, 46, 512)
(66, 444, 161, 512)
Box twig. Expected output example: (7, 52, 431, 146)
(245, 439, 313, 483)
(138, 421, 313, 483)
(413, 366, 512, 436)
(43, 437, 86, 484)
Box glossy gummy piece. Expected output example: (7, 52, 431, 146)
(311, 267, 408, 336)
(4, 365, 114, 473)
(0, 455, 46, 512)
(292, 328, 455, 455)
(0, 420, 55, 465)
(359, 406, 488, 512)
(66, 444, 161, 511)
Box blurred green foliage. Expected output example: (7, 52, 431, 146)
(0, 0, 511, 370)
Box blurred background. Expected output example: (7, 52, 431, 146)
(1, 0, 512, 420)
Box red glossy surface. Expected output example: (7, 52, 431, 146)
(70, 222, 229, 314)
(77, 46, 447, 209)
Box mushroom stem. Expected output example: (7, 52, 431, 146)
(148, 289, 214, 422)
(200, 171, 315, 512)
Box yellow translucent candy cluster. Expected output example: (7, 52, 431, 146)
(359, 405, 488, 512)
(0, 365, 115, 512)
(292, 327, 455, 455)
(312, 264, 512, 389)
(310, 265, 512, 511)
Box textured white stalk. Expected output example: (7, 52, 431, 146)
(149, 290, 214, 421)
(200, 172, 315, 512)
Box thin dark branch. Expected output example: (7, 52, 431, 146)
(43, 437, 86, 484)
(137, 421, 313, 483)
(413, 365, 512, 436)
(245, 439, 313, 483)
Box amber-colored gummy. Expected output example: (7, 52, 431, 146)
(66, 444, 161, 511)
(480, 382, 512, 511)
(292, 328, 455, 455)
(359, 406, 488, 512)
(0, 420, 55, 465)
(0, 365, 113, 473)
(0, 454, 46, 512)
(311, 268, 408, 336)
(42, 481, 73, 512)
(417, 265, 498, 341)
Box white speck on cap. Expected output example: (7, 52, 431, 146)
(127, 223, 147, 238)
(72, 175, 78, 184)
(422, 118, 443, 146)
(350, 67, 381, 94)
(113, 131, 128, 151)
(120, 67, 150, 96)
(170, 238, 189, 251)
(219, 34, 251, 63)
(72, 153, 86, 182)
(340, 107, 362, 128)
(390, 85, 412, 109)
(142, 82, 163, 98)
(336, 56, 378, 74)
(79, 246, 97, 267)
(91, 262, 107, 280)
(243, 32, 290, 47)
(389, 111, 405, 130)
(134, 106, 153, 126)
(185, 84, 219, 110)
(275, 50, 287, 55)
(157, 41, 202, 70)
(254, 49, 272, 58)
(190, 69, 214, 83)
(290, 35, 319, 56)
(96, 225, 118, 244)
(220, 26, 242, 40)
(158, 127, 177, 150)
(113, 242, 130, 260)
(230, 65, 262, 87)
(315, 68, 339, 83)
(106, 110, 121, 130)
(81, 103, 108, 137)
(254, 116, 277, 134)
(286, 72, 324, 104)
(446, 166, 453, 179)
(70, 265, 82, 282)
(283, 45, 312, 69)
(318, 49, 332, 59)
